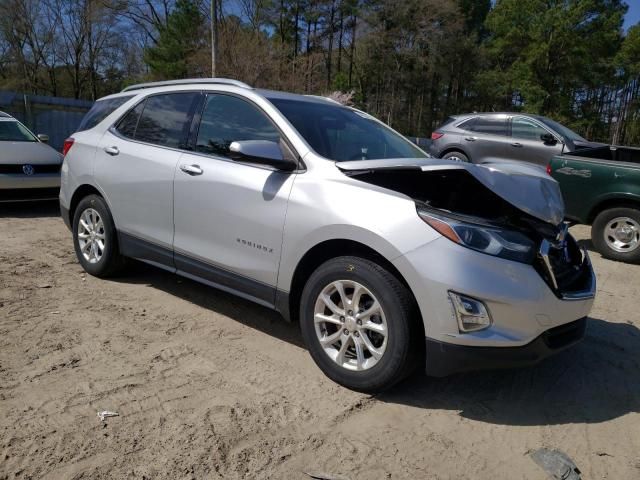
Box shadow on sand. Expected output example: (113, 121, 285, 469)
(112, 263, 640, 427)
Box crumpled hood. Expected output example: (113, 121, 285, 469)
(336, 158, 564, 225)
(0, 141, 63, 165)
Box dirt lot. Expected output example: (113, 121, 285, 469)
(1, 201, 639, 480)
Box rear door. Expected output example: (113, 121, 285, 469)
(172, 93, 296, 306)
(94, 91, 201, 264)
(509, 116, 563, 166)
(459, 115, 511, 164)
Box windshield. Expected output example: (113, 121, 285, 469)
(267, 98, 428, 161)
(540, 117, 587, 142)
(0, 120, 38, 142)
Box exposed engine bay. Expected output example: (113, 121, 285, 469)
(337, 158, 593, 297)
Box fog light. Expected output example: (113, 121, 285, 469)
(448, 292, 492, 333)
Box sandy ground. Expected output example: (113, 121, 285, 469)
(1, 201, 639, 480)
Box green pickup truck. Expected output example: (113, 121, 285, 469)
(548, 145, 640, 263)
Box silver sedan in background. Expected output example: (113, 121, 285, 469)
(0, 111, 63, 202)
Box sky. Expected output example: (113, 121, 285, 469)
(625, 1, 640, 30)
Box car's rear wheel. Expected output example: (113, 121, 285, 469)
(442, 151, 469, 162)
(72, 195, 126, 277)
(592, 207, 640, 264)
(300, 256, 421, 392)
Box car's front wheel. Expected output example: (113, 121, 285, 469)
(300, 256, 421, 392)
(72, 194, 126, 277)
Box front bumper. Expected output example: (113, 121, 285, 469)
(0, 173, 60, 202)
(425, 317, 587, 376)
(392, 235, 595, 374)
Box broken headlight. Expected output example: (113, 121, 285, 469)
(418, 209, 536, 263)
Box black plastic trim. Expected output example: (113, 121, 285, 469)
(425, 317, 587, 377)
(117, 231, 286, 314)
(119, 231, 175, 268)
(174, 250, 275, 306)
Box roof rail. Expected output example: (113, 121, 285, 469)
(122, 78, 252, 93)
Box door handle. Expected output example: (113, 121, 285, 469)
(104, 146, 119, 156)
(511, 142, 523, 147)
(180, 164, 203, 176)
(464, 136, 477, 142)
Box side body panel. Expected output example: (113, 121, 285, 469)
(173, 152, 295, 297)
(93, 129, 180, 249)
(276, 156, 441, 292)
(550, 154, 640, 224)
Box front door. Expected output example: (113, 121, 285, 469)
(173, 93, 296, 306)
(510, 116, 564, 166)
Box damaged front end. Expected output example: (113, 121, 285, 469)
(337, 158, 595, 300)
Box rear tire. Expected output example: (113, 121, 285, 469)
(300, 256, 421, 393)
(72, 195, 126, 277)
(442, 151, 470, 162)
(591, 207, 640, 264)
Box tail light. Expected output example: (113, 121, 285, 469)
(546, 162, 552, 175)
(431, 132, 444, 140)
(62, 138, 75, 157)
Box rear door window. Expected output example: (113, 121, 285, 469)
(467, 117, 508, 136)
(76, 95, 134, 132)
(133, 93, 201, 149)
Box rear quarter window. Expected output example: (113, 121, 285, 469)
(76, 95, 134, 132)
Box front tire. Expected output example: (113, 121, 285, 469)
(300, 256, 421, 393)
(591, 207, 640, 264)
(72, 195, 126, 277)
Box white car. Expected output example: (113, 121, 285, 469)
(0, 111, 63, 202)
(59, 79, 595, 392)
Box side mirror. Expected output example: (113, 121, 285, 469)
(229, 140, 297, 171)
(37, 134, 49, 143)
(540, 133, 558, 145)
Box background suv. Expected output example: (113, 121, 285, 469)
(60, 79, 595, 392)
(430, 112, 604, 166)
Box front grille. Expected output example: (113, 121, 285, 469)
(0, 187, 60, 201)
(0, 164, 61, 174)
(542, 317, 587, 350)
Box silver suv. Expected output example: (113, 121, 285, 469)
(430, 112, 603, 166)
(60, 79, 596, 392)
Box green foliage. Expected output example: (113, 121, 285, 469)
(1, 0, 639, 144)
(144, 0, 207, 79)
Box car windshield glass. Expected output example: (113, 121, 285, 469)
(0, 120, 37, 142)
(267, 98, 427, 161)
(540, 118, 586, 142)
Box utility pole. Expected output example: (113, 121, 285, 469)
(211, 0, 218, 77)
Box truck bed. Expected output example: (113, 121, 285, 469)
(564, 145, 640, 165)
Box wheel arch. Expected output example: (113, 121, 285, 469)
(284, 239, 424, 333)
(587, 196, 640, 224)
(439, 146, 470, 160)
(69, 184, 104, 224)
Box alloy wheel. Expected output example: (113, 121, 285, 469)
(313, 280, 388, 371)
(77, 208, 106, 263)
